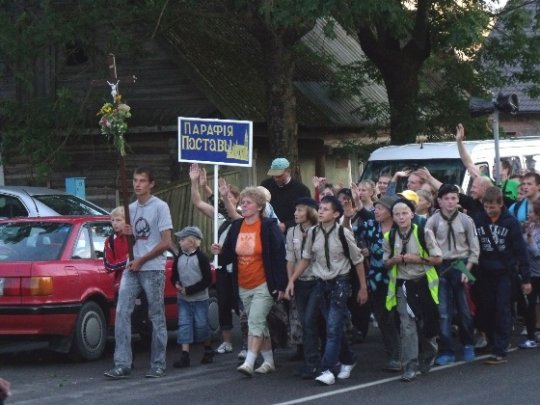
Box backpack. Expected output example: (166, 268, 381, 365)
(311, 224, 356, 269)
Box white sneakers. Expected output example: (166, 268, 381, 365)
(216, 342, 233, 354)
(315, 363, 356, 385)
(254, 361, 275, 374)
(315, 370, 336, 385)
(337, 363, 356, 379)
(236, 363, 254, 377)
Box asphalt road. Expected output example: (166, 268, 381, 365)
(2, 327, 540, 405)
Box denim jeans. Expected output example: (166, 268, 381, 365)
(437, 262, 475, 355)
(295, 279, 321, 370)
(319, 276, 355, 373)
(177, 297, 210, 344)
(114, 270, 167, 370)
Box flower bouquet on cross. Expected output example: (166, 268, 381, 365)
(97, 95, 131, 157)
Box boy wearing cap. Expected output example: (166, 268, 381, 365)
(285, 196, 320, 378)
(171, 226, 214, 368)
(383, 199, 442, 382)
(425, 184, 479, 365)
(357, 195, 402, 371)
(286, 195, 368, 385)
(261, 157, 310, 231)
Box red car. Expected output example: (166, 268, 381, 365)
(0, 216, 218, 360)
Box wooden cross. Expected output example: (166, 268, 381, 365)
(92, 53, 137, 260)
(91, 53, 137, 102)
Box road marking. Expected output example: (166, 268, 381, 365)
(274, 348, 518, 405)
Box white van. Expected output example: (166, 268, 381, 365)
(359, 137, 540, 192)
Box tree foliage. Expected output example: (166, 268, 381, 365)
(0, 0, 160, 181)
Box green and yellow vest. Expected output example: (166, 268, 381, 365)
(384, 224, 439, 311)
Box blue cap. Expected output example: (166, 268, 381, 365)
(267, 158, 290, 176)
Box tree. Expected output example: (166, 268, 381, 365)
(0, 0, 160, 181)
(329, 0, 540, 144)
(157, 0, 324, 179)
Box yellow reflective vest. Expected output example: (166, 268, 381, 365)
(385, 224, 439, 311)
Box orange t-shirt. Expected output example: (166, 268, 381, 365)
(236, 219, 266, 289)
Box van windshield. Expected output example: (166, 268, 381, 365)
(360, 159, 466, 192)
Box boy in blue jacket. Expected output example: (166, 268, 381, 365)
(473, 187, 531, 364)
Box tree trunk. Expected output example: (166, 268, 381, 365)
(262, 41, 301, 180)
(382, 62, 423, 145)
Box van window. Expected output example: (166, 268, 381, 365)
(360, 159, 466, 193)
(525, 155, 540, 172)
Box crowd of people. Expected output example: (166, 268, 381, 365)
(102, 123, 540, 386)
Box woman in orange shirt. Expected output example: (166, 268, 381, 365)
(211, 187, 288, 377)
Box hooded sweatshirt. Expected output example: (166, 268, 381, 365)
(473, 207, 530, 282)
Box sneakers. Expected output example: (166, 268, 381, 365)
(237, 349, 248, 361)
(463, 345, 475, 362)
(216, 342, 233, 354)
(104, 366, 131, 379)
(145, 367, 166, 378)
(401, 368, 416, 382)
(519, 339, 538, 349)
(474, 334, 488, 349)
(315, 370, 336, 385)
(484, 355, 507, 365)
(337, 362, 356, 379)
(435, 354, 456, 366)
(173, 351, 190, 368)
(237, 362, 254, 377)
(254, 361, 275, 374)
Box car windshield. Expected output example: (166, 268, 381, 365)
(0, 222, 72, 261)
(360, 159, 466, 193)
(33, 194, 108, 216)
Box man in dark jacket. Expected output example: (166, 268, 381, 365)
(261, 157, 310, 231)
(473, 186, 531, 365)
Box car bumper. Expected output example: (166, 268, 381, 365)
(0, 303, 81, 335)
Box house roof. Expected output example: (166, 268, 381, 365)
(160, 12, 388, 129)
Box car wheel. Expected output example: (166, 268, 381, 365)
(72, 301, 107, 361)
(208, 288, 220, 339)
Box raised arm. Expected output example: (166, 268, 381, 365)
(456, 123, 480, 179)
(190, 163, 214, 218)
(218, 177, 242, 220)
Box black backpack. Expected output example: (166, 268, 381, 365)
(310, 224, 356, 269)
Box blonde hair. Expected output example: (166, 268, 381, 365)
(239, 186, 267, 216)
(358, 179, 378, 202)
(416, 189, 433, 207)
(110, 206, 125, 219)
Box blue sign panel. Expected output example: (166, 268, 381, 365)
(178, 117, 253, 167)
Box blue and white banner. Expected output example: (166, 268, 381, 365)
(178, 117, 253, 167)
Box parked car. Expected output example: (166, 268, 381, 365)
(0, 186, 109, 218)
(0, 216, 218, 360)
